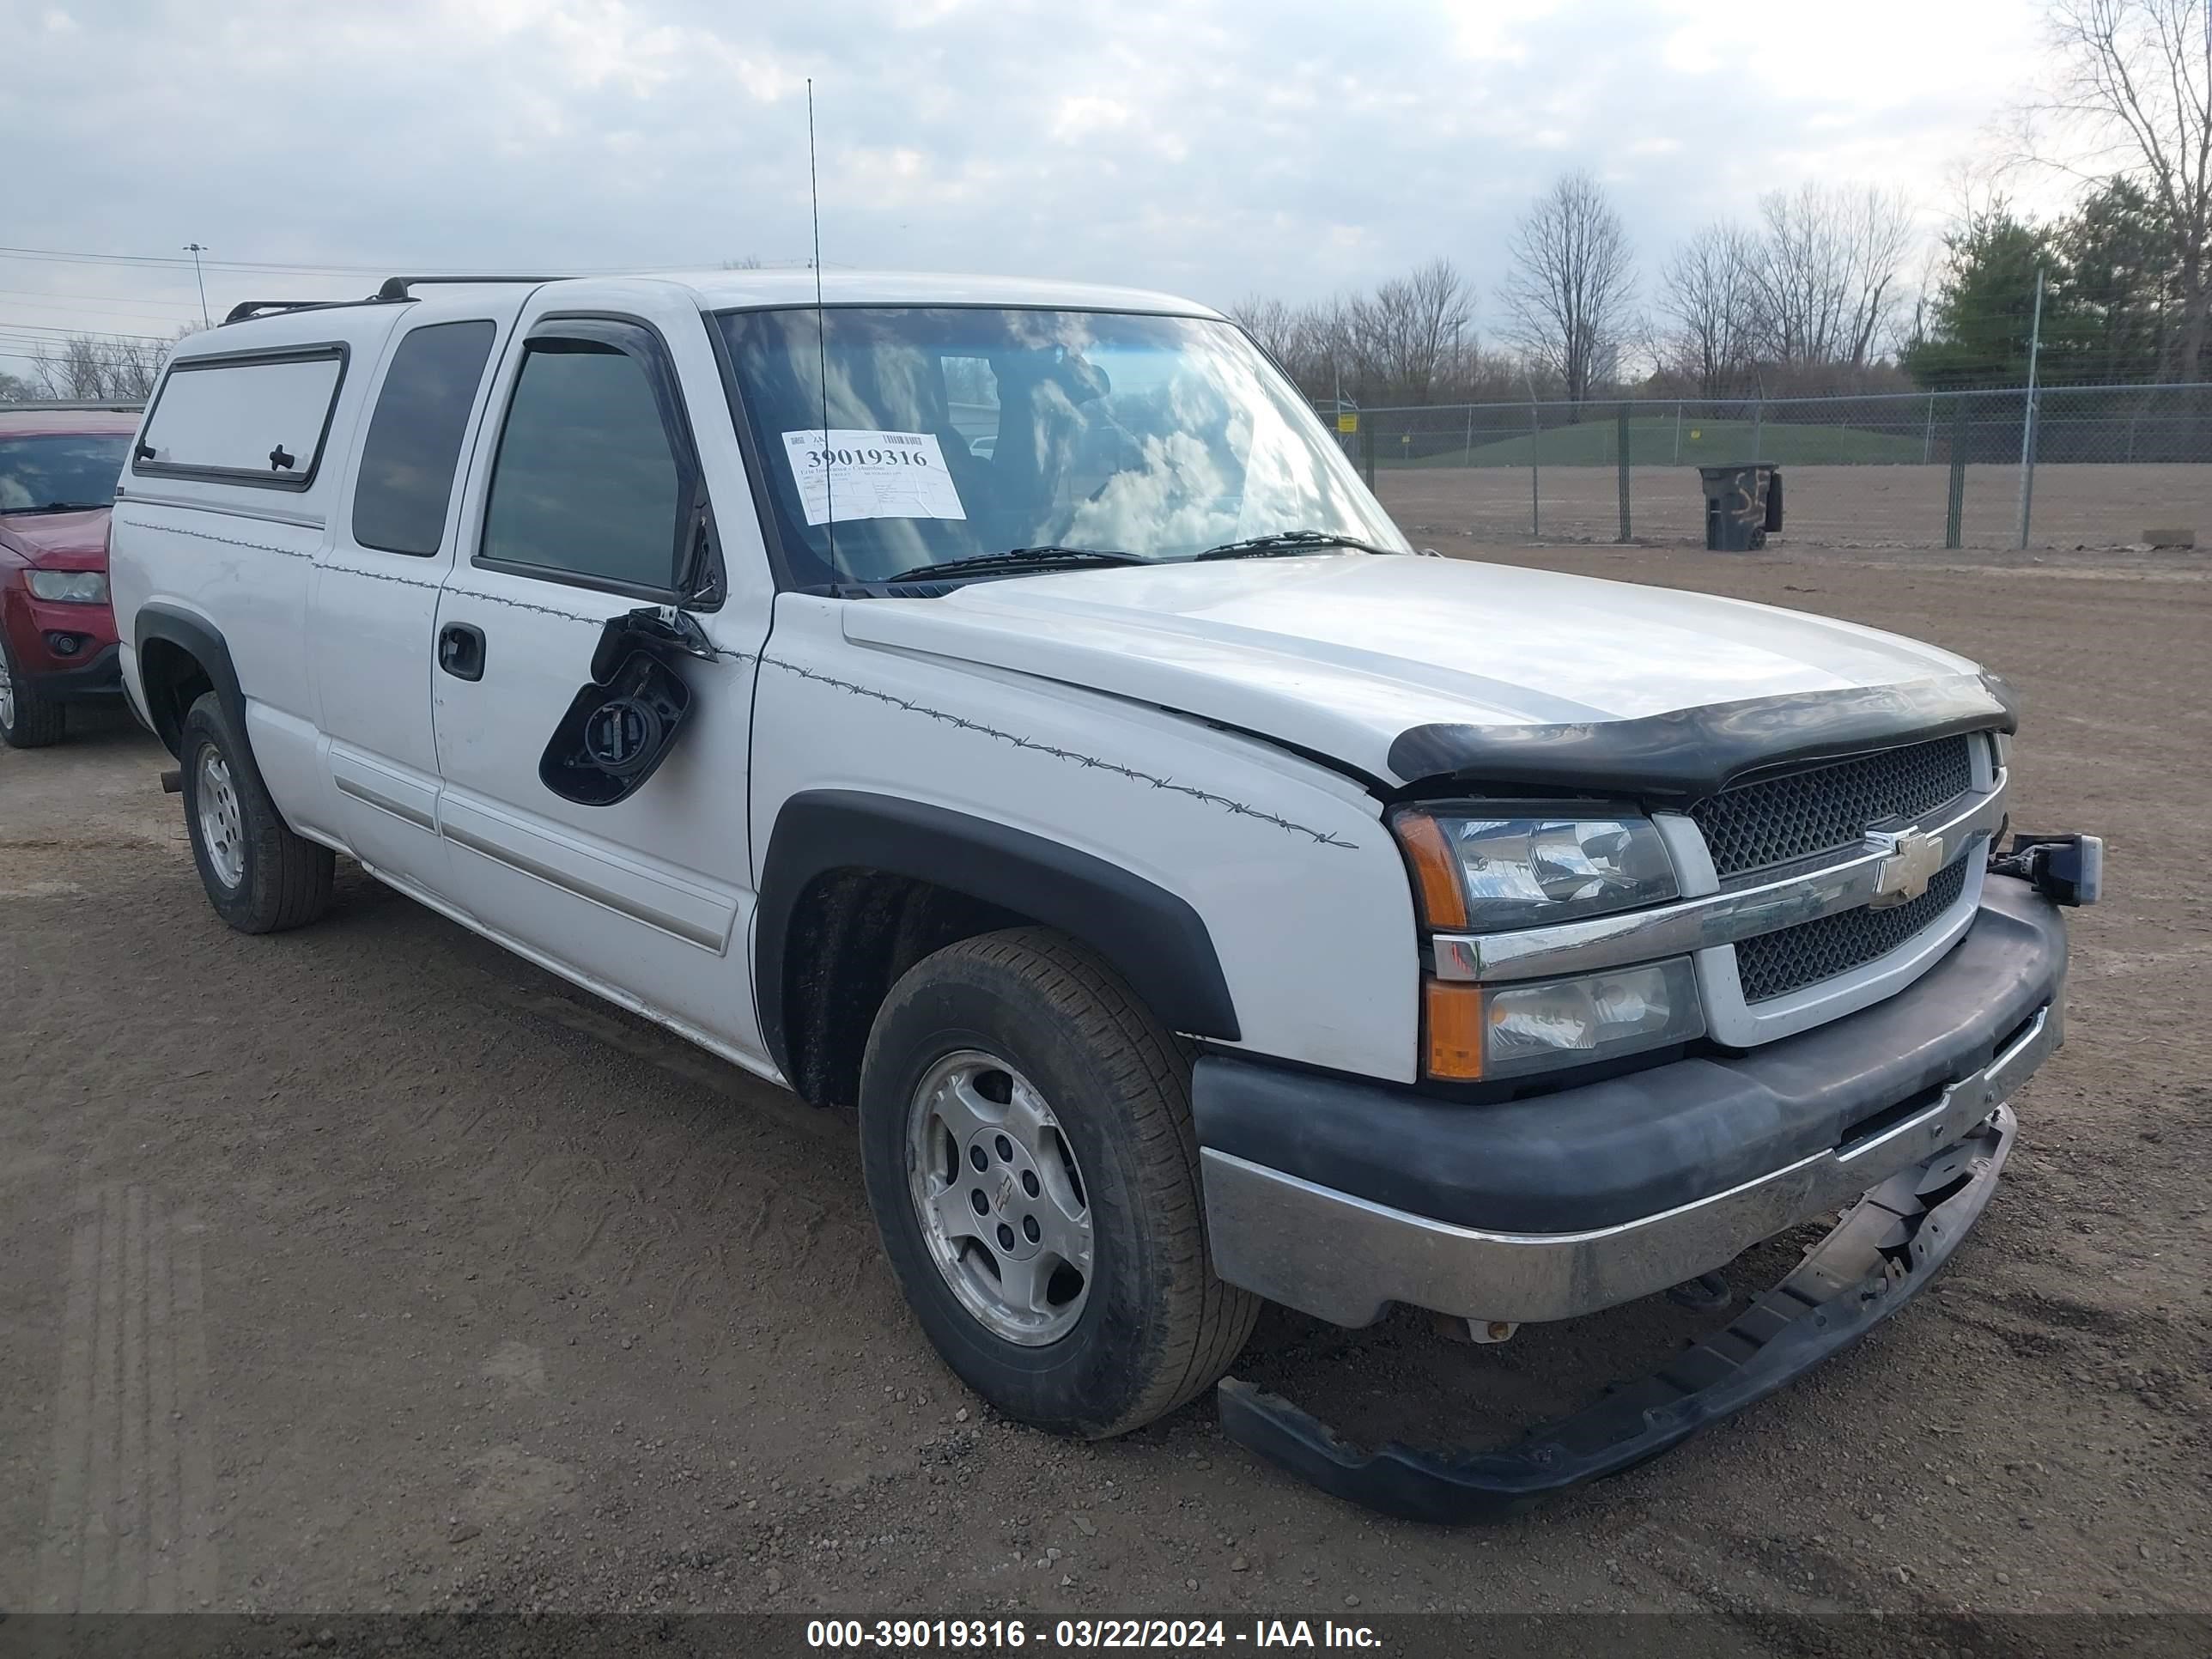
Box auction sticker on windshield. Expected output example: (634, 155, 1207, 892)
(781, 429, 966, 526)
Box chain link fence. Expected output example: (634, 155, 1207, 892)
(13, 386, 2204, 555)
(1327, 382, 2212, 552)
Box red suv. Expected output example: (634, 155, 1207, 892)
(1, 408, 139, 747)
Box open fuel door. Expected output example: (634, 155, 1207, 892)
(539, 605, 720, 806)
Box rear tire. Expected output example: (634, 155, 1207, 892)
(858, 927, 1259, 1437)
(180, 690, 333, 933)
(0, 632, 66, 748)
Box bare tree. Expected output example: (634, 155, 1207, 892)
(30, 336, 112, 400)
(1747, 183, 1916, 368)
(1656, 222, 1763, 393)
(27, 328, 191, 401)
(1498, 171, 1638, 407)
(1236, 272, 1479, 406)
(2013, 0, 2212, 378)
(1232, 291, 1353, 402)
(1230, 292, 1301, 367)
(1365, 258, 1476, 404)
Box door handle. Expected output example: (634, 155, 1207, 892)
(438, 623, 487, 682)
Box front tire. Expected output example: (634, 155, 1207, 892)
(179, 691, 333, 933)
(0, 631, 66, 748)
(858, 927, 1259, 1437)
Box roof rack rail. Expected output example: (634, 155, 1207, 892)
(223, 299, 358, 325)
(374, 275, 568, 301)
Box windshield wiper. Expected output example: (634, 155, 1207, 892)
(1192, 529, 1399, 562)
(884, 546, 1146, 584)
(13, 501, 110, 515)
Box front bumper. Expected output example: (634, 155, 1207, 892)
(1196, 874, 2066, 1328)
(20, 640, 124, 702)
(5, 586, 122, 694)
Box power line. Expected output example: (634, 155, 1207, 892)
(0, 346, 151, 368)
(0, 287, 209, 309)
(0, 338, 164, 354)
(0, 336, 166, 353)
(0, 319, 172, 342)
(2, 298, 204, 325)
(0, 245, 404, 275)
(0, 319, 176, 340)
(0, 244, 723, 277)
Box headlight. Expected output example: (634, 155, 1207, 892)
(1423, 958, 1704, 1081)
(1394, 807, 1678, 932)
(1481, 959, 1704, 1077)
(27, 570, 108, 604)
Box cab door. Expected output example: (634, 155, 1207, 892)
(428, 289, 774, 1068)
(310, 303, 520, 896)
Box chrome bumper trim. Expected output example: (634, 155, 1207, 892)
(1200, 1000, 2057, 1328)
(1430, 776, 2009, 984)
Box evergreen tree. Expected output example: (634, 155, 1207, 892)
(2057, 179, 2176, 383)
(1902, 210, 2092, 388)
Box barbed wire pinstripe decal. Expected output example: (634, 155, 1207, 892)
(750, 653, 1359, 849)
(116, 518, 1357, 848)
(131, 522, 613, 628)
(129, 522, 313, 560)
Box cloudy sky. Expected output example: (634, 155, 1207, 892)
(6, 0, 2062, 368)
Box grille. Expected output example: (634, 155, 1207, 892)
(1735, 858, 1969, 1003)
(1689, 736, 1975, 880)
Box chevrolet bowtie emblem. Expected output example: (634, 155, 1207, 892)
(1869, 829, 1945, 907)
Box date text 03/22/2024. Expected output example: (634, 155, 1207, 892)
(805, 1618, 1384, 1650)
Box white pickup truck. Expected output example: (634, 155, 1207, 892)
(107, 271, 2099, 1520)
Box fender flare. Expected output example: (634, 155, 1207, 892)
(132, 604, 246, 753)
(755, 790, 1241, 1081)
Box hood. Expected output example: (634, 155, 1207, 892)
(1, 507, 111, 569)
(839, 554, 2010, 796)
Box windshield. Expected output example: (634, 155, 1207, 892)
(717, 307, 1407, 586)
(0, 432, 132, 513)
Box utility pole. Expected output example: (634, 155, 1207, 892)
(183, 243, 210, 327)
(2015, 264, 2044, 551)
(1525, 369, 1541, 540)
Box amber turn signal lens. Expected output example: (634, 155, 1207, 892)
(1395, 811, 1468, 930)
(1424, 977, 1486, 1079)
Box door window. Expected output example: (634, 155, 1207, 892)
(352, 320, 497, 556)
(478, 334, 690, 593)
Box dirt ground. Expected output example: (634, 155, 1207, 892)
(1376, 461, 2212, 554)
(3, 540, 2208, 1632)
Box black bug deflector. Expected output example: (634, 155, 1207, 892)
(1217, 1102, 2014, 1523)
(1385, 672, 2017, 799)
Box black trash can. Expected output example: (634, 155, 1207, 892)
(1698, 463, 1783, 550)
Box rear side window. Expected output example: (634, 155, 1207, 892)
(135, 347, 346, 489)
(351, 321, 497, 556)
(478, 337, 687, 593)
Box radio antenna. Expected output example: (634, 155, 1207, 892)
(807, 77, 839, 580)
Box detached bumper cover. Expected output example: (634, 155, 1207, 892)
(1218, 1101, 2014, 1522)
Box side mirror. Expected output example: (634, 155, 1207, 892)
(538, 607, 715, 806)
(677, 504, 726, 608)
